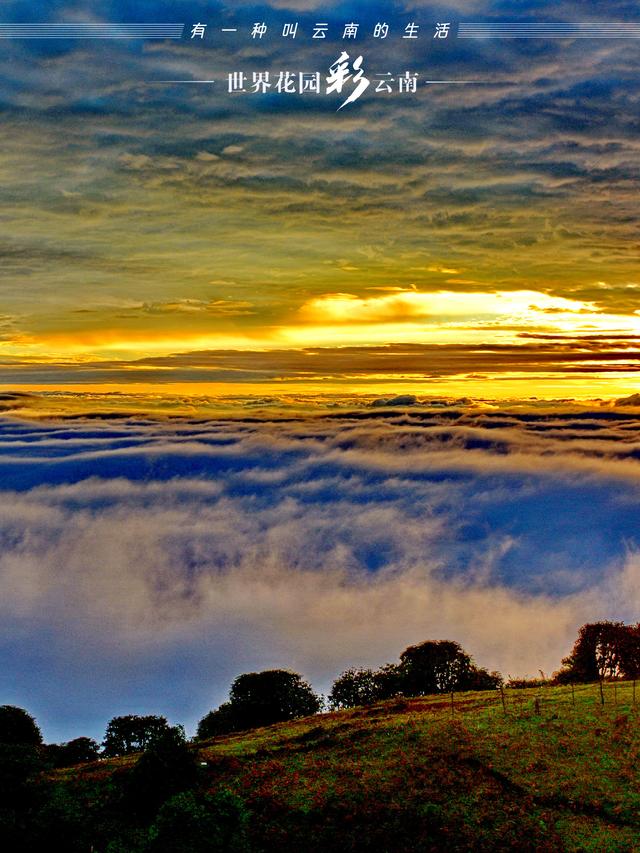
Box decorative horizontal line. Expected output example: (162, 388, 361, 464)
(0, 35, 185, 38)
(0, 23, 185, 38)
(0, 23, 184, 26)
(459, 22, 640, 38)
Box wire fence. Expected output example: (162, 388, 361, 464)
(444, 679, 640, 720)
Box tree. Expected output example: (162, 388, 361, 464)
(328, 664, 405, 709)
(0, 706, 42, 747)
(0, 707, 44, 850)
(619, 623, 640, 678)
(463, 667, 502, 691)
(554, 621, 640, 683)
(329, 668, 379, 709)
(399, 640, 475, 695)
(374, 663, 407, 699)
(0, 741, 47, 851)
(123, 726, 200, 817)
(45, 737, 100, 768)
(228, 669, 321, 728)
(102, 715, 172, 757)
(196, 703, 237, 740)
(197, 670, 321, 737)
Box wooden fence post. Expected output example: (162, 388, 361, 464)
(500, 684, 507, 716)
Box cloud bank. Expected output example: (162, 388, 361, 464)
(1, 400, 640, 741)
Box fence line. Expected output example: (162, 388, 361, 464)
(445, 679, 639, 719)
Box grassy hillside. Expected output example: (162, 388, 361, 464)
(55, 682, 640, 852)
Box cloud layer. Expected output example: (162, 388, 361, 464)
(2, 399, 640, 741)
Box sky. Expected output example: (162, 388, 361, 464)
(0, 0, 639, 397)
(2, 2, 640, 743)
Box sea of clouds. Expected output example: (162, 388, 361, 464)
(2, 397, 640, 741)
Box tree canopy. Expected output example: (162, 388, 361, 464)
(0, 706, 42, 747)
(400, 640, 475, 695)
(328, 664, 405, 709)
(198, 669, 321, 738)
(102, 715, 173, 757)
(45, 737, 100, 768)
(329, 641, 501, 709)
(554, 621, 640, 683)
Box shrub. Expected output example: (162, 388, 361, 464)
(122, 726, 200, 817)
(145, 790, 248, 852)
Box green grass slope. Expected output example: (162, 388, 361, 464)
(58, 682, 640, 852)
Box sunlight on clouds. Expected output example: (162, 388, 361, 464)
(0, 288, 607, 360)
(298, 289, 598, 324)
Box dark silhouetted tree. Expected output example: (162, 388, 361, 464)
(400, 640, 475, 695)
(229, 669, 321, 728)
(463, 667, 502, 691)
(0, 709, 45, 851)
(123, 725, 200, 818)
(196, 703, 237, 740)
(329, 663, 405, 709)
(102, 715, 173, 757)
(329, 668, 379, 709)
(619, 623, 640, 678)
(197, 669, 321, 736)
(554, 621, 640, 683)
(373, 663, 406, 699)
(0, 743, 47, 852)
(45, 737, 100, 768)
(0, 706, 42, 746)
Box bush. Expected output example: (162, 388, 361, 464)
(0, 744, 48, 852)
(31, 785, 94, 852)
(122, 726, 200, 817)
(506, 677, 548, 689)
(145, 790, 248, 852)
(463, 667, 503, 691)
